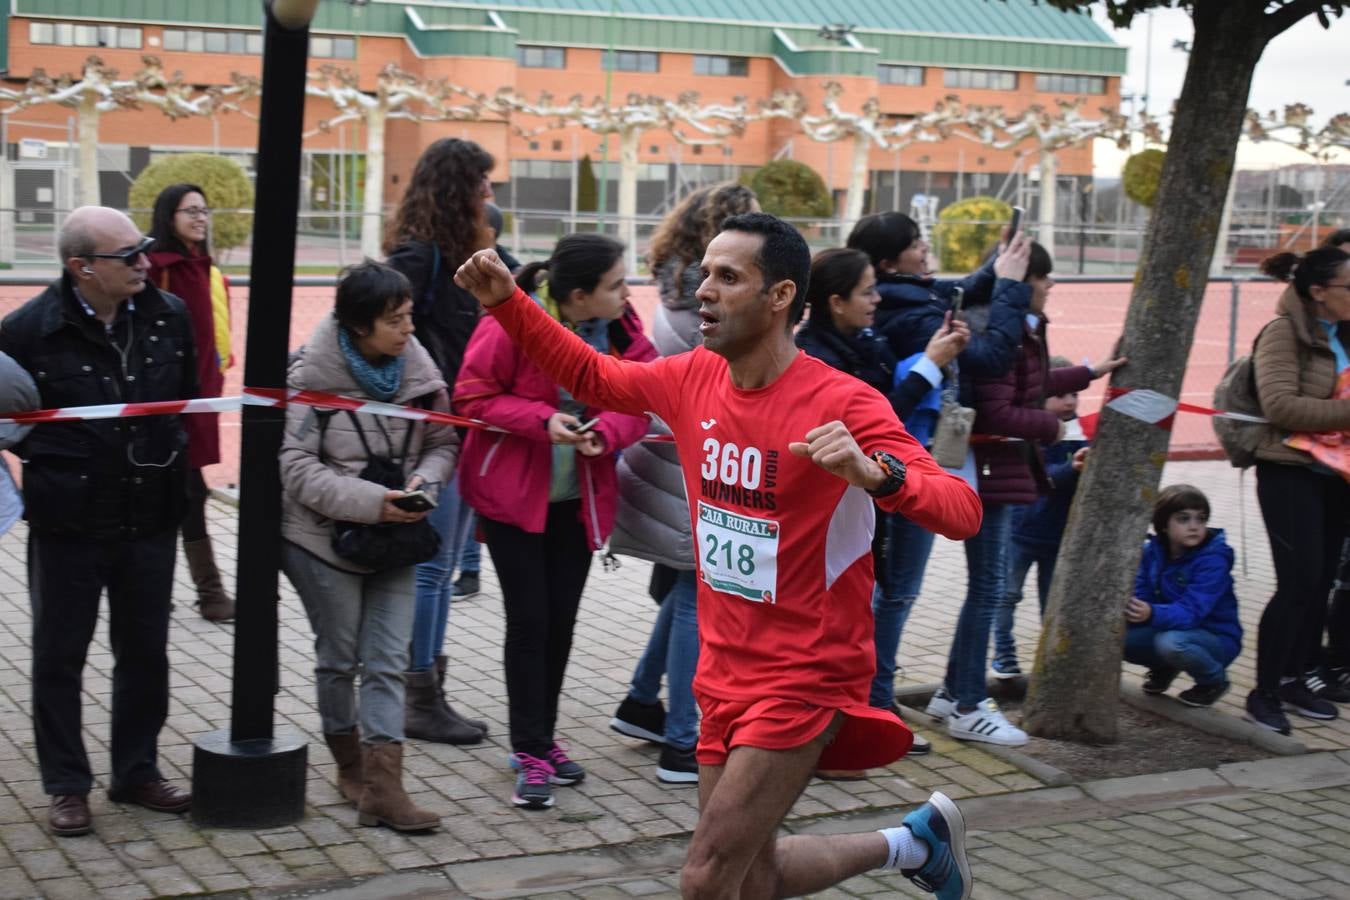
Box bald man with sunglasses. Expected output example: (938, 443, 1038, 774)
(0, 206, 199, 837)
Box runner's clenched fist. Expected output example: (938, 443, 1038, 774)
(455, 248, 517, 306)
(788, 421, 887, 493)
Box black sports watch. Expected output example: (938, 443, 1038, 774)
(866, 450, 907, 498)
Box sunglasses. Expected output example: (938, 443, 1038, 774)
(85, 236, 154, 266)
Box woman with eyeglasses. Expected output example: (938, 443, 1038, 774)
(146, 184, 235, 623)
(1242, 246, 1350, 734)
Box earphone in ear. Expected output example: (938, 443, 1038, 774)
(81, 266, 93, 274)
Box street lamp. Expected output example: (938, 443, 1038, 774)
(817, 24, 854, 220)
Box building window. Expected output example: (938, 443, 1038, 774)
(310, 36, 333, 57)
(518, 45, 565, 68)
(29, 20, 143, 48)
(332, 38, 356, 59)
(693, 55, 748, 77)
(606, 50, 659, 73)
(1034, 73, 1106, 95)
(943, 68, 1017, 91)
(163, 27, 266, 55)
(878, 64, 924, 86)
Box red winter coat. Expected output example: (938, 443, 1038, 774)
(454, 305, 657, 549)
(970, 315, 1092, 505)
(146, 250, 224, 468)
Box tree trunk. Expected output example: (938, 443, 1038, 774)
(77, 98, 100, 207)
(843, 132, 871, 235)
(1037, 151, 1057, 261)
(1023, 0, 1272, 742)
(360, 105, 387, 259)
(617, 127, 640, 268)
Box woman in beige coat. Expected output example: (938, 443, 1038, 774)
(1245, 246, 1350, 734)
(280, 261, 457, 832)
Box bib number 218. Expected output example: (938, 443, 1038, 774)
(704, 534, 756, 575)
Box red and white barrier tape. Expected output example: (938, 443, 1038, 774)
(0, 387, 495, 431)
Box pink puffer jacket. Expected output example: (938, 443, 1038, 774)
(454, 305, 656, 548)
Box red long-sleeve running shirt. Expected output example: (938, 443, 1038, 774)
(487, 288, 982, 708)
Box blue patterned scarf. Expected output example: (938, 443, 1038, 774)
(338, 325, 405, 402)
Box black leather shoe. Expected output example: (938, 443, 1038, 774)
(107, 779, 191, 813)
(50, 794, 91, 836)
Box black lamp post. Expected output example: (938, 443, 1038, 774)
(191, 0, 319, 828)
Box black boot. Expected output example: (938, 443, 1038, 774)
(435, 654, 488, 734)
(404, 668, 484, 744)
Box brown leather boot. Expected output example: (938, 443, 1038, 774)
(356, 742, 440, 832)
(323, 730, 363, 806)
(183, 537, 235, 622)
(404, 668, 484, 744)
(434, 654, 488, 734)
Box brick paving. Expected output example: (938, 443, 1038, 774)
(0, 459, 1346, 898)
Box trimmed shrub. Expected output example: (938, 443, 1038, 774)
(744, 159, 833, 219)
(1123, 149, 1165, 208)
(129, 153, 254, 252)
(933, 195, 1012, 273)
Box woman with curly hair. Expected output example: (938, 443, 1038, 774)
(605, 183, 755, 785)
(646, 182, 758, 353)
(384, 138, 496, 746)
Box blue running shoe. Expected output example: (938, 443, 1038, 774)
(900, 791, 971, 900)
(509, 753, 555, 809)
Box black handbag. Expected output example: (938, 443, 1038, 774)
(319, 409, 442, 572)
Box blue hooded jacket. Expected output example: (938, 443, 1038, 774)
(872, 258, 1031, 381)
(1130, 528, 1243, 658)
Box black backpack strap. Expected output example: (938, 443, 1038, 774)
(342, 410, 377, 459)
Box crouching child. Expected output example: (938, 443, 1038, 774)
(1124, 484, 1242, 707)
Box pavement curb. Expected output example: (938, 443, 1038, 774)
(1116, 679, 1310, 755)
(894, 699, 1074, 787)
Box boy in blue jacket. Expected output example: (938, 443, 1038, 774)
(1125, 485, 1243, 707)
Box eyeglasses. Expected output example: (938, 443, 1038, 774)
(1322, 283, 1350, 291)
(176, 206, 212, 219)
(85, 236, 154, 266)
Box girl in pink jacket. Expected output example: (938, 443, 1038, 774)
(454, 233, 656, 810)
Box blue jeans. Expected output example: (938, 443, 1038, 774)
(628, 570, 700, 750)
(411, 475, 474, 673)
(943, 502, 1012, 708)
(870, 512, 936, 707)
(993, 536, 1058, 665)
(1124, 625, 1237, 686)
(458, 515, 481, 574)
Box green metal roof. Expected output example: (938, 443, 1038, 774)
(434, 0, 1118, 44)
(9, 0, 1126, 75)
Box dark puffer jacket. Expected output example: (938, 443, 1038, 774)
(873, 260, 1030, 383)
(385, 240, 482, 390)
(795, 319, 940, 423)
(0, 275, 197, 538)
(968, 309, 1092, 505)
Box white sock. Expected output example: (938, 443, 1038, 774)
(878, 825, 929, 871)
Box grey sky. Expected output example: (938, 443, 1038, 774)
(1087, 5, 1349, 174)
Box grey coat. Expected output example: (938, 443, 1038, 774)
(279, 313, 457, 572)
(607, 259, 700, 570)
(0, 351, 37, 451)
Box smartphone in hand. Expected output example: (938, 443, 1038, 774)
(1008, 205, 1024, 240)
(568, 417, 601, 435)
(391, 490, 437, 513)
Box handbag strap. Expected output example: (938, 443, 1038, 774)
(940, 357, 960, 406)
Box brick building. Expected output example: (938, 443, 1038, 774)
(1, 0, 1125, 239)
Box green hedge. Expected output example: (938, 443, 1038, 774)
(129, 153, 254, 252)
(933, 196, 1011, 273)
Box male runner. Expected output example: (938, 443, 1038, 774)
(457, 213, 982, 899)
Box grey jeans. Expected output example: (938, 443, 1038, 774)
(281, 543, 415, 743)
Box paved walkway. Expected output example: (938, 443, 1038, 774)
(0, 459, 1346, 899)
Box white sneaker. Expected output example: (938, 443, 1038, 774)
(924, 687, 957, 722)
(947, 699, 1028, 746)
